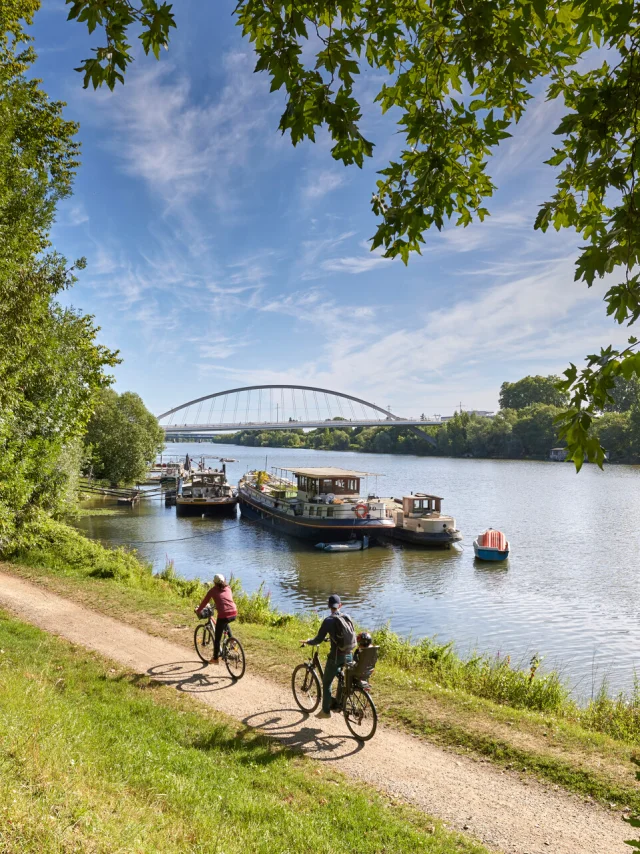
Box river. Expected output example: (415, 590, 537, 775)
(75, 442, 640, 698)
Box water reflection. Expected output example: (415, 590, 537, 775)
(74, 442, 640, 696)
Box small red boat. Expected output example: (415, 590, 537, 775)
(473, 528, 509, 561)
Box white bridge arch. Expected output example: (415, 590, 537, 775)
(158, 384, 440, 443)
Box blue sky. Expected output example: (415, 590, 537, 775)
(31, 2, 626, 418)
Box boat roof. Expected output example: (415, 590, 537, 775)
(276, 466, 381, 478)
(409, 493, 443, 500)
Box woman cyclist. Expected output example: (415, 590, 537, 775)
(195, 574, 238, 664)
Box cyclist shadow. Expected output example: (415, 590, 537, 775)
(146, 660, 236, 694)
(242, 709, 364, 761)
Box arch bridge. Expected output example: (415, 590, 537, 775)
(158, 384, 440, 443)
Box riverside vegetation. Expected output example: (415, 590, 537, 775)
(203, 374, 640, 463)
(5, 519, 640, 815)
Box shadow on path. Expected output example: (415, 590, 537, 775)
(147, 660, 236, 693)
(243, 708, 364, 761)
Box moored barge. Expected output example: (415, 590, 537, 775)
(382, 493, 462, 548)
(176, 467, 238, 517)
(238, 466, 395, 543)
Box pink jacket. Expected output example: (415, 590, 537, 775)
(197, 584, 238, 619)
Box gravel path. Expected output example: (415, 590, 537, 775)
(0, 571, 630, 853)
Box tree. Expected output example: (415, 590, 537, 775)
(85, 390, 164, 485)
(67, 0, 640, 467)
(511, 404, 562, 457)
(499, 376, 568, 411)
(594, 412, 631, 461)
(0, 4, 117, 550)
(602, 375, 640, 412)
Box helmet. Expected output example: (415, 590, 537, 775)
(357, 631, 373, 647)
(213, 573, 226, 585)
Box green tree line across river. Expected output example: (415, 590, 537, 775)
(203, 374, 640, 463)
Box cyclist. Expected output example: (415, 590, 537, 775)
(301, 594, 356, 719)
(195, 574, 238, 665)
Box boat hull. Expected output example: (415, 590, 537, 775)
(176, 498, 238, 517)
(473, 541, 509, 561)
(382, 528, 461, 548)
(239, 492, 393, 543)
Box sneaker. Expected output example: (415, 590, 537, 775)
(315, 710, 331, 719)
(209, 657, 219, 665)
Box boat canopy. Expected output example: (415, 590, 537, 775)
(277, 466, 380, 478)
(403, 494, 442, 514)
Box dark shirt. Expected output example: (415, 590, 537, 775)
(307, 612, 353, 659)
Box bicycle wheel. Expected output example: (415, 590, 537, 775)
(343, 686, 377, 741)
(194, 623, 214, 663)
(223, 636, 246, 680)
(291, 663, 321, 713)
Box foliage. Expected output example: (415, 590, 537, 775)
(0, 8, 118, 551)
(0, 614, 483, 854)
(67, 0, 640, 465)
(85, 389, 164, 485)
(499, 375, 568, 410)
(5, 513, 153, 583)
(603, 375, 640, 412)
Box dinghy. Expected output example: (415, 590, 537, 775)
(473, 529, 509, 561)
(315, 536, 369, 552)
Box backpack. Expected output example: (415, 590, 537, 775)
(333, 613, 357, 653)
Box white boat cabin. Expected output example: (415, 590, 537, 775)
(182, 471, 233, 499)
(243, 466, 388, 520)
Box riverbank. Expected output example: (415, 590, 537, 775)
(0, 610, 483, 854)
(0, 570, 632, 853)
(186, 404, 640, 463)
(4, 519, 640, 813)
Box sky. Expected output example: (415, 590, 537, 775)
(30, 2, 627, 420)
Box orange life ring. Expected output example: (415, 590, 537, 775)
(355, 503, 368, 519)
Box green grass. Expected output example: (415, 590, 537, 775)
(4, 519, 640, 811)
(0, 612, 485, 854)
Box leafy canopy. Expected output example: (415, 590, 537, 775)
(66, 0, 640, 469)
(85, 389, 165, 485)
(0, 1, 118, 549)
(499, 375, 568, 410)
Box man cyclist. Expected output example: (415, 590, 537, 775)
(301, 594, 356, 719)
(195, 574, 238, 665)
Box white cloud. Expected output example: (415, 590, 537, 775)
(321, 254, 391, 274)
(91, 51, 278, 210)
(301, 169, 346, 202)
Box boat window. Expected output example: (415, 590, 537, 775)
(326, 506, 334, 517)
(308, 505, 315, 516)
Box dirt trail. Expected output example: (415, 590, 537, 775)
(0, 571, 630, 854)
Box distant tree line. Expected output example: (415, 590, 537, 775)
(205, 375, 640, 463)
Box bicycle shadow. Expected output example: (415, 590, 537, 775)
(146, 660, 236, 694)
(242, 708, 364, 761)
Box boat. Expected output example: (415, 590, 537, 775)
(473, 529, 509, 561)
(315, 536, 369, 552)
(176, 466, 238, 517)
(381, 493, 462, 548)
(237, 467, 395, 543)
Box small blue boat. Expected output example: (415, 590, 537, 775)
(473, 529, 509, 561)
(316, 536, 369, 552)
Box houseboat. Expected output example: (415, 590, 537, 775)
(237, 466, 395, 542)
(176, 467, 238, 517)
(382, 493, 462, 548)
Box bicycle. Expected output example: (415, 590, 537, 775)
(194, 607, 246, 679)
(291, 643, 377, 741)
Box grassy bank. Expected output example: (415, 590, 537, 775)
(3, 518, 640, 811)
(0, 612, 484, 854)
